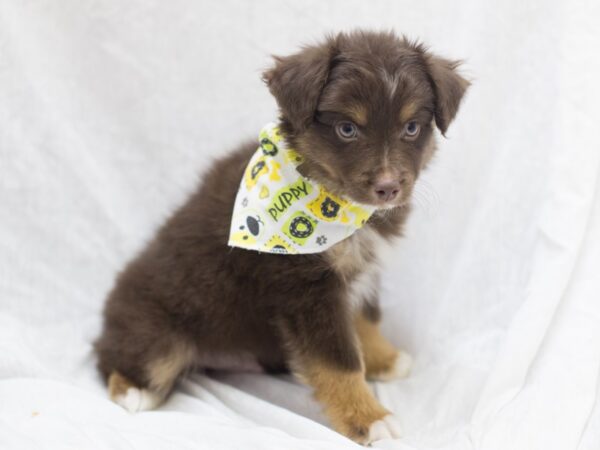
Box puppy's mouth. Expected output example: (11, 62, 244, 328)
(374, 199, 407, 210)
(368, 196, 410, 211)
(345, 189, 410, 210)
(333, 183, 413, 210)
(303, 165, 411, 210)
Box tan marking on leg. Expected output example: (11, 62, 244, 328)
(147, 342, 196, 395)
(108, 371, 136, 400)
(301, 359, 389, 443)
(108, 371, 165, 412)
(355, 314, 401, 379)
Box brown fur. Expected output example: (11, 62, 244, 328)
(344, 103, 369, 126)
(146, 341, 196, 395)
(95, 30, 468, 443)
(354, 314, 399, 379)
(300, 360, 389, 444)
(108, 371, 136, 400)
(399, 100, 420, 124)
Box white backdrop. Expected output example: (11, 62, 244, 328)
(1, 1, 599, 449)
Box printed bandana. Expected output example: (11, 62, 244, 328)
(228, 123, 376, 254)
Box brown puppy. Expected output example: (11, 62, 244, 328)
(95, 30, 469, 444)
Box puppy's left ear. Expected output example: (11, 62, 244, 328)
(263, 38, 337, 131)
(426, 56, 470, 135)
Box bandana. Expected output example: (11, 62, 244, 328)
(228, 123, 376, 254)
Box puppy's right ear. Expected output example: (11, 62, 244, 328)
(263, 38, 337, 131)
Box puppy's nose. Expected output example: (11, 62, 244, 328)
(374, 179, 401, 202)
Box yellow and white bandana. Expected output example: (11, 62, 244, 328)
(228, 123, 376, 254)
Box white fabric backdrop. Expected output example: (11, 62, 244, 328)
(1, 1, 599, 449)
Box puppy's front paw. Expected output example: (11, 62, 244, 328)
(342, 412, 403, 445)
(366, 414, 403, 444)
(369, 350, 413, 381)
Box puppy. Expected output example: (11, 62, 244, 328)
(95, 30, 469, 444)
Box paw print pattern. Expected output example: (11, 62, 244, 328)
(260, 137, 278, 156)
(320, 197, 340, 219)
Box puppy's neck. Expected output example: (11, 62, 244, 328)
(324, 207, 409, 284)
(367, 206, 411, 240)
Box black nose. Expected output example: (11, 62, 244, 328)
(374, 180, 400, 202)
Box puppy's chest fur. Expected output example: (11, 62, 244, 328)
(325, 225, 388, 311)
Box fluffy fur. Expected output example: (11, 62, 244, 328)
(95, 30, 469, 444)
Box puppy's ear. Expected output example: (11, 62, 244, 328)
(426, 56, 470, 135)
(263, 39, 337, 131)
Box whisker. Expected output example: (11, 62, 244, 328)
(411, 179, 441, 216)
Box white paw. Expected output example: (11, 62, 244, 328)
(371, 351, 413, 381)
(367, 414, 403, 443)
(391, 351, 413, 379)
(113, 387, 162, 413)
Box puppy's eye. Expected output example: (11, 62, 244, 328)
(403, 121, 421, 140)
(335, 121, 358, 141)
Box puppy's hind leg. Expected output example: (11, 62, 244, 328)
(108, 371, 164, 413)
(108, 341, 196, 413)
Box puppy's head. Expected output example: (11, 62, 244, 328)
(263, 30, 469, 209)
